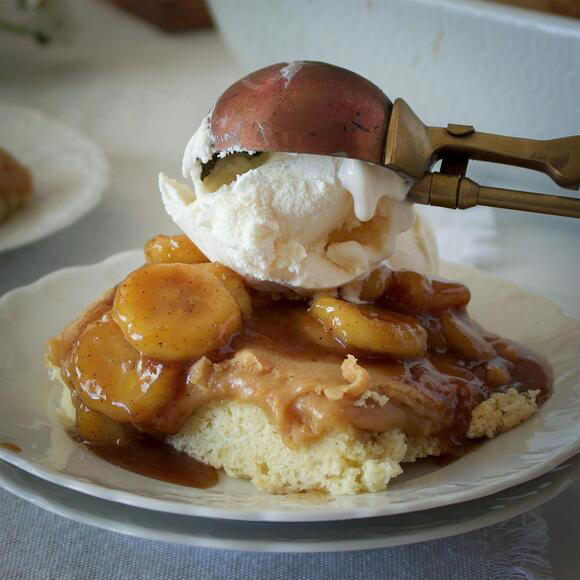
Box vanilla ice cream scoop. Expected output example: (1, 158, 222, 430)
(159, 115, 436, 292)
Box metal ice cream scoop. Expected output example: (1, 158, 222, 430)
(209, 61, 580, 219)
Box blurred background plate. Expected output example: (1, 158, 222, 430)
(0, 103, 109, 253)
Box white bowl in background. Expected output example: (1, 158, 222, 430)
(209, 0, 580, 197)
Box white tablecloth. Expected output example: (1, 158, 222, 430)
(1, 1, 579, 578)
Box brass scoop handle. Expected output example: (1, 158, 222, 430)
(427, 127, 579, 190)
(387, 99, 580, 217)
(408, 174, 580, 218)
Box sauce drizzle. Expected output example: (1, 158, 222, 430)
(70, 430, 217, 488)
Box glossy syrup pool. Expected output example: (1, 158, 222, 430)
(70, 430, 218, 489)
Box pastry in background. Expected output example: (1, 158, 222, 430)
(0, 147, 33, 223)
(488, 0, 580, 18)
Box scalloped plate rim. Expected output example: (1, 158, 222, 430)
(0, 250, 579, 522)
(0, 452, 578, 552)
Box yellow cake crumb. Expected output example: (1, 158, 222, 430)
(169, 401, 407, 495)
(404, 437, 442, 462)
(55, 377, 541, 495)
(466, 388, 539, 439)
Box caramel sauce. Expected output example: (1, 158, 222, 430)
(0, 442, 22, 453)
(70, 430, 217, 488)
(46, 236, 554, 485)
(200, 298, 552, 452)
(64, 393, 217, 489)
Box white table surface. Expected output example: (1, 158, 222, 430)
(1, 1, 579, 577)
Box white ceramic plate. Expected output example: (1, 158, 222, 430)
(0, 103, 109, 253)
(0, 452, 578, 552)
(0, 251, 579, 522)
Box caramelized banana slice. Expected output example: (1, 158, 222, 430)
(384, 270, 431, 312)
(486, 362, 512, 387)
(74, 401, 134, 445)
(430, 279, 471, 313)
(439, 311, 495, 361)
(380, 270, 470, 314)
(486, 337, 520, 363)
(360, 266, 393, 302)
(112, 263, 242, 361)
(291, 311, 345, 351)
(309, 296, 427, 358)
(67, 313, 184, 430)
(197, 262, 252, 316)
(144, 234, 208, 264)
